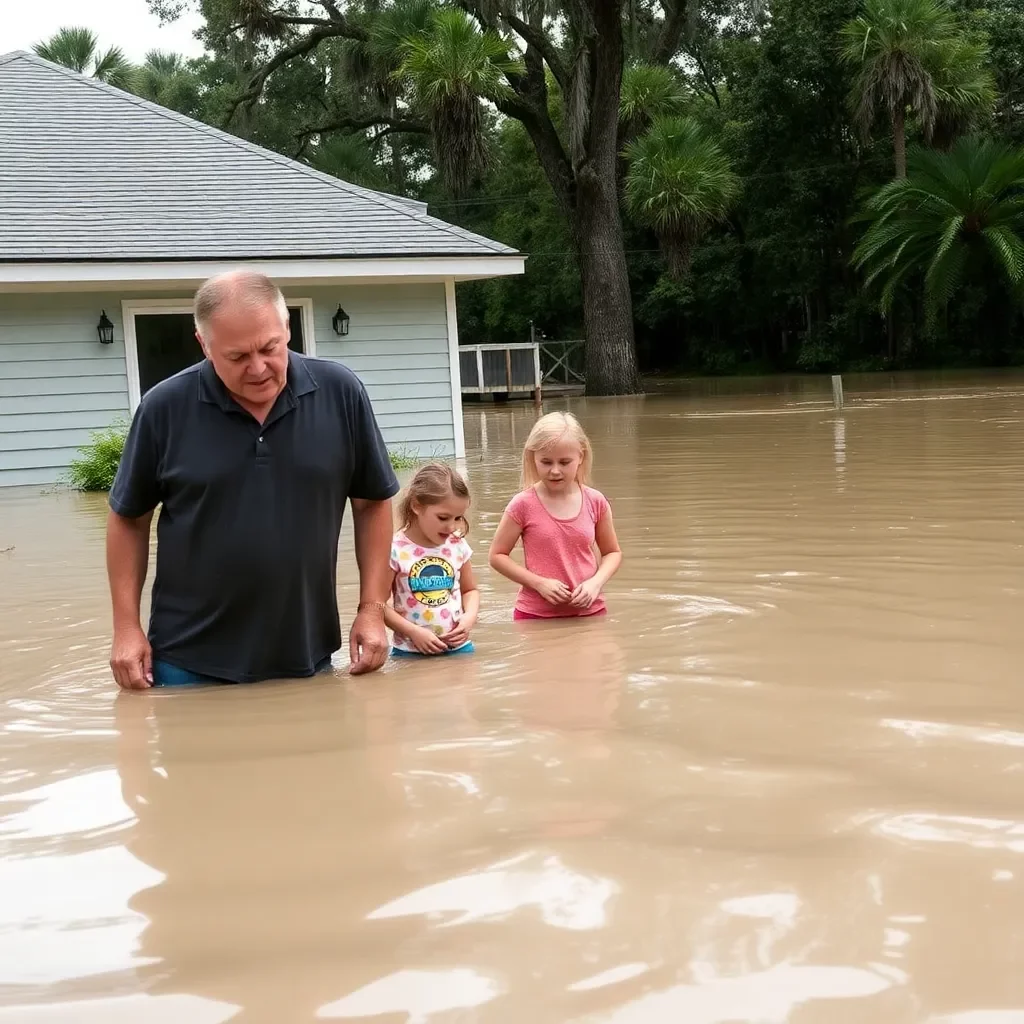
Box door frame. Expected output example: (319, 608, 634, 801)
(121, 296, 316, 412)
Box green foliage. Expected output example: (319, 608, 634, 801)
(852, 136, 1024, 323)
(624, 116, 742, 278)
(66, 420, 129, 492)
(394, 9, 522, 195)
(33, 26, 135, 89)
(388, 447, 422, 470)
(63, 416, 418, 491)
(839, 0, 994, 175)
(619, 61, 688, 136)
(125, 0, 1024, 375)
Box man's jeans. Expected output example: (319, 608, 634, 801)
(152, 655, 333, 686)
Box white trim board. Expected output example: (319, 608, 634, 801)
(444, 278, 466, 460)
(0, 255, 525, 291)
(121, 296, 316, 413)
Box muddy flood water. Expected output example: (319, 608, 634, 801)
(3, 371, 1024, 1023)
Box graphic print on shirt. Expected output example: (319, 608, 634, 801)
(407, 555, 456, 608)
(390, 533, 473, 651)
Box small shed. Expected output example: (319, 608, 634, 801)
(0, 50, 524, 488)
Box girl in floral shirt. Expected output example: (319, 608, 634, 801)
(385, 463, 479, 656)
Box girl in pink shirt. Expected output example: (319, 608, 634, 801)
(488, 412, 622, 620)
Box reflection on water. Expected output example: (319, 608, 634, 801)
(3, 371, 1024, 1021)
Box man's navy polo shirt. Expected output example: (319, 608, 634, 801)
(109, 350, 400, 682)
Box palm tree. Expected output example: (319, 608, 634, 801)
(309, 134, 388, 190)
(623, 115, 741, 280)
(395, 9, 522, 196)
(851, 136, 1024, 322)
(33, 27, 135, 90)
(839, 0, 981, 178)
(334, 0, 435, 192)
(131, 51, 202, 117)
(619, 60, 687, 142)
(930, 36, 997, 150)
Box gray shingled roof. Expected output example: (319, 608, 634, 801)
(0, 50, 517, 262)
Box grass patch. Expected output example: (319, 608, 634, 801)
(65, 419, 129, 492)
(388, 447, 422, 471)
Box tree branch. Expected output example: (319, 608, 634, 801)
(296, 114, 430, 141)
(274, 16, 338, 28)
(686, 41, 720, 107)
(310, 0, 345, 21)
(499, 11, 568, 90)
(226, 23, 368, 126)
(653, 0, 687, 65)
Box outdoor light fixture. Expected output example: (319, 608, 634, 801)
(331, 304, 350, 336)
(97, 310, 114, 345)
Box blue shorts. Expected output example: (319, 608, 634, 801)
(391, 641, 475, 658)
(151, 655, 333, 687)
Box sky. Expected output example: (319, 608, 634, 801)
(3, 0, 207, 62)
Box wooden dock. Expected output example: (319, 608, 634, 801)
(459, 340, 586, 401)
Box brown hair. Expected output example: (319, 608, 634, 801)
(397, 462, 472, 537)
(520, 411, 593, 489)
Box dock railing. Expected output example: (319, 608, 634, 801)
(539, 339, 585, 389)
(460, 342, 541, 398)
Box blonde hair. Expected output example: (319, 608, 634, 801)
(397, 462, 472, 537)
(521, 411, 593, 489)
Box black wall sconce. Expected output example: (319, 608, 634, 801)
(332, 304, 350, 337)
(97, 310, 114, 345)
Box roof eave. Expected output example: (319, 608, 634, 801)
(0, 254, 527, 293)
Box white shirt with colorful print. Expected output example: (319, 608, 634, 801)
(390, 531, 473, 652)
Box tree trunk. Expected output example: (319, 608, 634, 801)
(573, 0, 641, 396)
(573, 183, 641, 395)
(892, 105, 907, 179)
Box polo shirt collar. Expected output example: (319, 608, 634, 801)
(198, 349, 319, 414)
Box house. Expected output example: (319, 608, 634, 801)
(0, 50, 524, 488)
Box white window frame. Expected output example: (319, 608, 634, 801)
(121, 296, 316, 412)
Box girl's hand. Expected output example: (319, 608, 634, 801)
(569, 577, 602, 609)
(534, 578, 571, 605)
(441, 615, 475, 649)
(410, 625, 449, 655)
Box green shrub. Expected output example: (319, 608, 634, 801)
(66, 419, 129, 492)
(65, 418, 420, 491)
(388, 446, 421, 471)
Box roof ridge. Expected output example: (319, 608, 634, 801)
(0, 50, 513, 256)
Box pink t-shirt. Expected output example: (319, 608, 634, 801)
(390, 531, 473, 652)
(505, 485, 610, 618)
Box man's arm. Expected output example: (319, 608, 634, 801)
(106, 509, 154, 689)
(106, 401, 161, 690)
(349, 497, 395, 674)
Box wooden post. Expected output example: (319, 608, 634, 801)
(831, 374, 844, 410)
(532, 342, 542, 406)
(505, 347, 513, 392)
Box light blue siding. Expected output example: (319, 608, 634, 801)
(304, 283, 454, 457)
(0, 293, 130, 487)
(0, 281, 456, 487)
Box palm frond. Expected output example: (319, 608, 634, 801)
(396, 8, 523, 195)
(33, 26, 98, 74)
(624, 116, 741, 279)
(852, 135, 1024, 315)
(620, 61, 687, 135)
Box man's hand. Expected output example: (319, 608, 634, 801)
(349, 604, 389, 674)
(110, 625, 153, 690)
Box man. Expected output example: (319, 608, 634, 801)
(106, 270, 399, 689)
